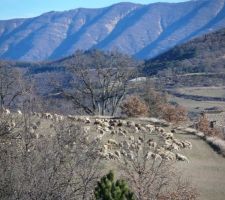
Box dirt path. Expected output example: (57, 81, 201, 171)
(176, 132, 225, 200)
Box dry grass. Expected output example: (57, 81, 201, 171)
(175, 131, 225, 200)
(168, 95, 225, 113)
(205, 136, 225, 156)
(175, 87, 225, 98)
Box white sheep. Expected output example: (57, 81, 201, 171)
(176, 153, 189, 163)
(67, 115, 76, 121)
(114, 150, 121, 158)
(17, 110, 22, 115)
(43, 113, 53, 119)
(149, 141, 157, 150)
(129, 136, 135, 141)
(3, 108, 10, 115)
(146, 124, 155, 133)
(146, 151, 153, 160)
(96, 134, 103, 141)
(181, 140, 192, 149)
(108, 139, 118, 146)
(108, 152, 118, 160)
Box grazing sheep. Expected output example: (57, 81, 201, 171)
(33, 112, 37, 116)
(117, 121, 123, 127)
(94, 119, 102, 125)
(127, 152, 134, 160)
(150, 153, 162, 161)
(118, 130, 126, 137)
(172, 143, 180, 151)
(181, 140, 192, 149)
(96, 135, 103, 141)
(82, 126, 89, 134)
(108, 139, 118, 145)
(108, 139, 118, 146)
(17, 110, 22, 115)
(53, 114, 64, 122)
(67, 115, 76, 121)
(162, 132, 174, 139)
(43, 113, 53, 119)
(127, 121, 135, 128)
(146, 151, 153, 160)
(134, 127, 139, 133)
(109, 119, 116, 127)
(120, 149, 127, 157)
(10, 121, 16, 128)
(111, 130, 116, 135)
(173, 139, 183, 148)
(155, 127, 165, 133)
(140, 126, 147, 132)
(149, 141, 157, 150)
(146, 124, 155, 133)
(129, 136, 135, 141)
(85, 117, 91, 123)
(176, 153, 189, 163)
(4, 108, 10, 115)
(114, 150, 121, 158)
(164, 151, 176, 161)
(138, 136, 144, 142)
(32, 124, 38, 130)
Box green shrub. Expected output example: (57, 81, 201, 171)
(94, 171, 135, 200)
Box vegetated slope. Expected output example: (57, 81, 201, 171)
(143, 27, 225, 75)
(1, 0, 225, 61)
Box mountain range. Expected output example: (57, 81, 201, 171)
(1, 0, 225, 61)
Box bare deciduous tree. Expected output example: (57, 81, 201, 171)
(0, 114, 101, 200)
(59, 50, 137, 116)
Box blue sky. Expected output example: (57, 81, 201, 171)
(1, 0, 188, 20)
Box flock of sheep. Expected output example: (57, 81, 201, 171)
(1, 108, 192, 163)
(88, 118, 192, 163)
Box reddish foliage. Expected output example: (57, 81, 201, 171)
(197, 114, 220, 137)
(160, 104, 188, 124)
(120, 95, 149, 117)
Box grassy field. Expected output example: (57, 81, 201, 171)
(175, 87, 225, 98)
(167, 86, 225, 114)
(11, 113, 225, 200)
(176, 131, 225, 200)
(168, 94, 225, 113)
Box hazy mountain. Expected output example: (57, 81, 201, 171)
(1, 0, 225, 61)
(142, 27, 225, 75)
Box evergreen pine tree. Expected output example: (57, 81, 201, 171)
(94, 171, 135, 200)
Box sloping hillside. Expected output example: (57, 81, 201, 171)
(1, 0, 225, 61)
(143, 27, 225, 75)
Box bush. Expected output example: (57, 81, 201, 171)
(94, 171, 135, 200)
(120, 95, 149, 117)
(142, 86, 168, 118)
(196, 114, 219, 137)
(160, 104, 188, 124)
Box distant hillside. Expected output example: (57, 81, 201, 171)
(143, 27, 225, 75)
(1, 0, 225, 61)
